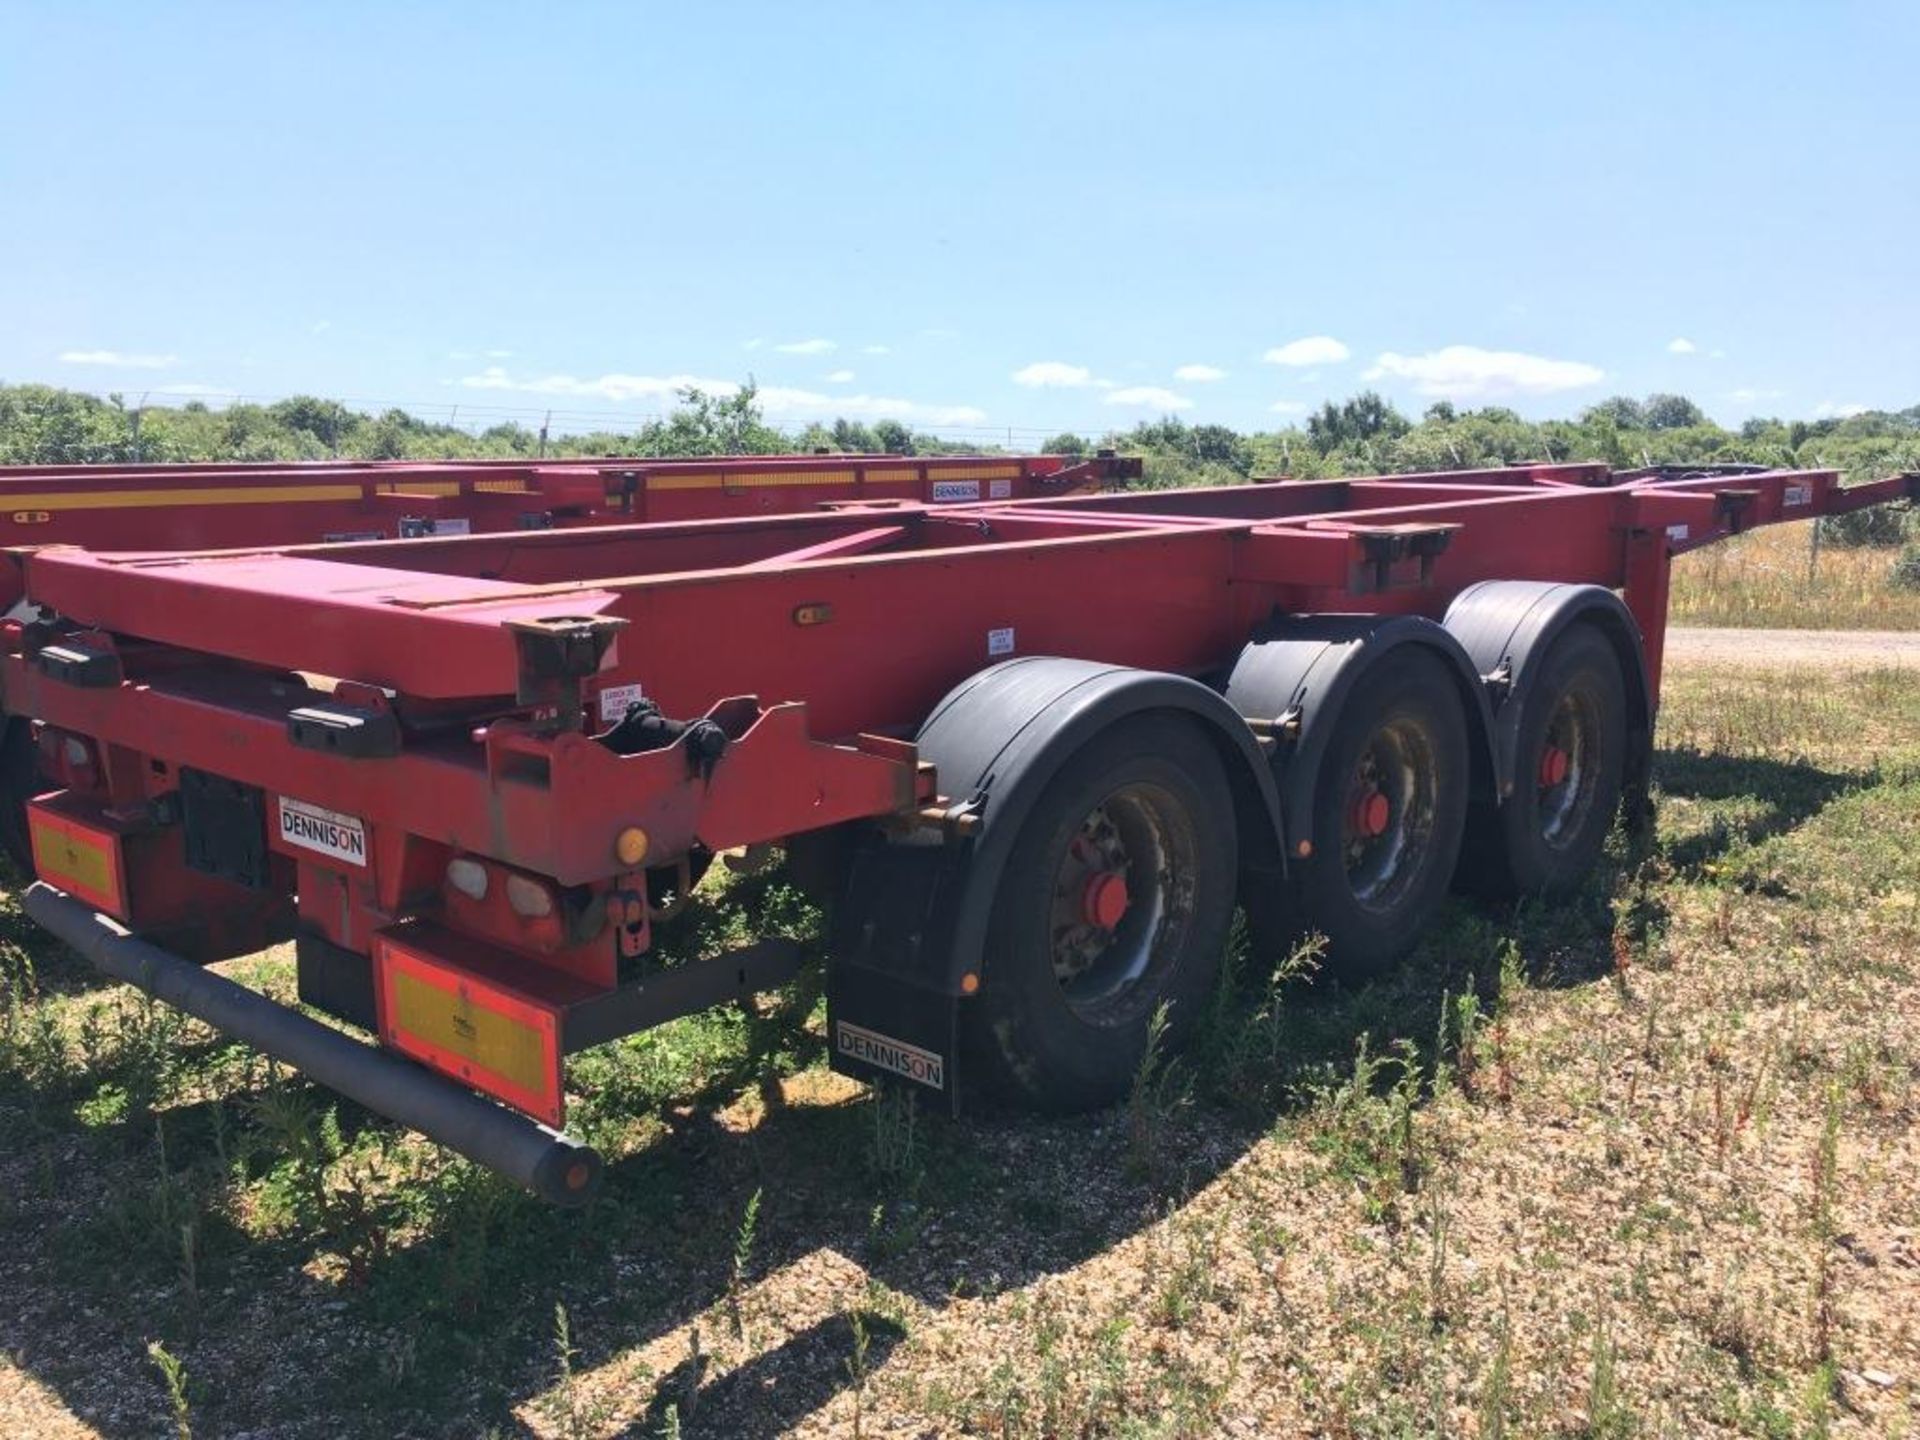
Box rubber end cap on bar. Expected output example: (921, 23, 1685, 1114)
(533, 1142, 604, 1208)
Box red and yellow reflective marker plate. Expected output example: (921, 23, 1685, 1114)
(372, 930, 565, 1126)
(28, 800, 128, 917)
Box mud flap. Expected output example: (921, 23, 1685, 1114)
(827, 962, 960, 1107)
(826, 839, 966, 1112)
(296, 924, 377, 1031)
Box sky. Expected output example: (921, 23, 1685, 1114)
(3, 1, 1918, 443)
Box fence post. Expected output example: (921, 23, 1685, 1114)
(1807, 452, 1828, 590)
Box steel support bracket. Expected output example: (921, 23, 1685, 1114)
(1715, 488, 1760, 531)
(507, 614, 628, 712)
(1349, 523, 1461, 592)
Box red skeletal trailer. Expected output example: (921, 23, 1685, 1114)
(7, 457, 1911, 1203)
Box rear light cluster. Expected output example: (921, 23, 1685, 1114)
(36, 725, 101, 793)
(446, 857, 488, 900)
(505, 873, 554, 918)
(444, 856, 557, 918)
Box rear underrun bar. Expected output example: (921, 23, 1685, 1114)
(24, 882, 604, 1206)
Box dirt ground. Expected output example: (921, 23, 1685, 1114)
(1668, 628, 1920, 670)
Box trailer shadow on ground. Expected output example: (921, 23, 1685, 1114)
(0, 739, 1872, 1438)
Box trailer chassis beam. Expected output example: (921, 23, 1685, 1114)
(562, 937, 806, 1052)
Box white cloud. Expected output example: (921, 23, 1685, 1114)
(1174, 363, 1227, 382)
(1268, 399, 1308, 415)
(456, 367, 984, 426)
(773, 338, 836, 355)
(1814, 400, 1868, 419)
(483, 348, 512, 359)
(1726, 387, 1784, 405)
(154, 383, 234, 398)
(311, 320, 332, 335)
(1667, 337, 1697, 355)
(756, 386, 985, 426)
(1103, 385, 1192, 411)
(1363, 345, 1604, 399)
(861, 344, 891, 355)
(824, 369, 855, 383)
(1012, 361, 1095, 388)
(742, 338, 765, 351)
(59, 349, 177, 369)
(457, 366, 739, 401)
(1263, 336, 1350, 367)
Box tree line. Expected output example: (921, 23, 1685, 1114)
(0, 384, 987, 466)
(2, 381, 1914, 543)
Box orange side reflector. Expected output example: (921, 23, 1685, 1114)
(28, 800, 128, 917)
(373, 931, 566, 1127)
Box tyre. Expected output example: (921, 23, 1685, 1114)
(965, 713, 1238, 1111)
(1464, 624, 1626, 897)
(1250, 648, 1470, 981)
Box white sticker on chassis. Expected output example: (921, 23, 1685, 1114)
(598, 682, 645, 725)
(278, 796, 368, 867)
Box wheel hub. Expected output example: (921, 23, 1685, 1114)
(1341, 718, 1441, 913)
(1538, 743, 1570, 788)
(1348, 788, 1391, 839)
(1046, 786, 1193, 1020)
(1081, 870, 1130, 929)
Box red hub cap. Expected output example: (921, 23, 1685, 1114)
(1082, 870, 1130, 930)
(1539, 744, 1570, 788)
(1348, 789, 1391, 840)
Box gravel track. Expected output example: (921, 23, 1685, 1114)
(1666, 625, 1920, 669)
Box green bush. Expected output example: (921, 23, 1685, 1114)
(1891, 543, 1920, 592)
(1819, 502, 1912, 548)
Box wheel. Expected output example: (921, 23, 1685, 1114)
(965, 713, 1238, 1111)
(1250, 648, 1471, 981)
(1463, 624, 1626, 897)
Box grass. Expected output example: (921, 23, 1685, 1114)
(0, 661, 1916, 1436)
(1670, 521, 1920, 629)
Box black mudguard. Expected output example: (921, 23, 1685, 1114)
(1220, 615, 1500, 853)
(1441, 581, 1653, 804)
(827, 658, 1284, 1105)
